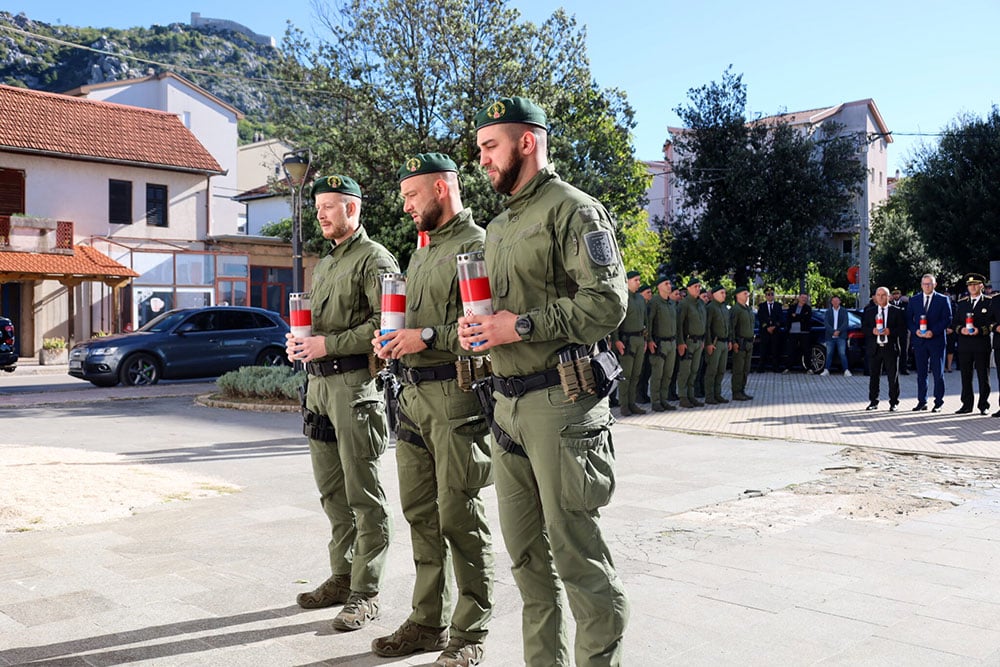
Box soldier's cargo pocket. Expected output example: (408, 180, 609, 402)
(448, 414, 493, 490)
(351, 399, 388, 460)
(559, 422, 616, 511)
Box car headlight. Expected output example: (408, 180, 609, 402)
(90, 346, 119, 356)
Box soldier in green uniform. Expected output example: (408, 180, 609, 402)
(647, 276, 678, 411)
(703, 285, 732, 404)
(730, 286, 755, 400)
(459, 96, 629, 667)
(613, 270, 648, 416)
(287, 174, 398, 631)
(371, 153, 494, 667)
(676, 277, 708, 408)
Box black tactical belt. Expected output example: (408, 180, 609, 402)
(656, 336, 676, 343)
(490, 421, 528, 458)
(686, 335, 705, 342)
(306, 354, 369, 377)
(396, 411, 428, 450)
(619, 330, 643, 336)
(716, 338, 729, 342)
(400, 363, 458, 385)
(493, 368, 562, 398)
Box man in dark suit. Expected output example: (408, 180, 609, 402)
(906, 273, 952, 412)
(863, 286, 905, 410)
(756, 288, 783, 371)
(783, 292, 813, 373)
(951, 273, 992, 415)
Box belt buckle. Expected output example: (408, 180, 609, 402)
(509, 377, 526, 397)
(402, 367, 418, 384)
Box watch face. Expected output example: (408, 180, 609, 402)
(421, 327, 435, 344)
(515, 316, 531, 335)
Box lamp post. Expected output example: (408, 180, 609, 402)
(282, 148, 312, 295)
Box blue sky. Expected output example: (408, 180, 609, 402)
(15, 0, 1000, 175)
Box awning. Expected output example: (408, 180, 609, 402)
(0, 246, 139, 287)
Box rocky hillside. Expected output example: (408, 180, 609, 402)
(0, 11, 286, 137)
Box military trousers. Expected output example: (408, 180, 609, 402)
(396, 378, 494, 641)
(617, 335, 647, 407)
(306, 368, 391, 593)
(703, 343, 729, 400)
(731, 345, 752, 394)
(676, 339, 705, 401)
(648, 341, 677, 404)
(492, 386, 629, 667)
(956, 337, 991, 412)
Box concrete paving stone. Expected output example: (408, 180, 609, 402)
(0, 589, 117, 627)
(625, 613, 715, 661)
(916, 594, 1000, 631)
(622, 572, 716, 619)
(795, 549, 896, 581)
(753, 606, 881, 653)
(741, 561, 860, 597)
(874, 613, 1000, 660)
(652, 589, 776, 638)
(796, 589, 923, 627)
(886, 554, 997, 589)
(813, 634, 972, 666)
(908, 545, 997, 572)
(693, 541, 815, 574)
(844, 576, 961, 607)
(654, 558, 757, 589)
(699, 577, 820, 615)
(667, 631, 833, 666)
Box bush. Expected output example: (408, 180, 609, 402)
(42, 337, 67, 350)
(216, 365, 304, 401)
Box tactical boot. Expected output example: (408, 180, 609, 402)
(704, 397, 719, 405)
(716, 396, 730, 404)
(332, 591, 380, 631)
(297, 574, 351, 609)
(691, 398, 705, 407)
(433, 637, 485, 667)
(733, 392, 753, 401)
(620, 405, 633, 416)
(651, 402, 666, 412)
(663, 401, 677, 411)
(628, 404, 647, 415)
(679, 398, 694, 408)
(372, 620, 449, 657)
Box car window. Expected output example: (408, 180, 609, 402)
(218, 310, 258, 330)
(178, 311, 217, 332)
(141, 310, 188, 332)
(251, 312, 279, 329)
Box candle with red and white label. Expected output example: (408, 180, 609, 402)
(380, 273, 407, 344)
(457, 251, 493, 347)
(966, 313, 975, 334)
(289, 292, 312, 338)
(875, 311, 884, 333)
(919, 314, 928, 334)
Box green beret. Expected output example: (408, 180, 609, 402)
(734, 286, 749, 295)
(397, 152, 458, 182)
(712, 285, 727, 294)
(311, 174, 362, 199)
(655, 276, 671, 287)
(686, 277, 701, 289)
(475, 96, 548, 130)
(626, 270, 641, 279)
(639, 284, 650, 293)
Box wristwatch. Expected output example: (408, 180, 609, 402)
(420, 327, 437, 349)
(514, 314, 534, 338)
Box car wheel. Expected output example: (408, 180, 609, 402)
(256, 347, 291, 367)
(119, 353, 160, 386)
(808, 345, 826, 374)
(89, 378, 118, 388)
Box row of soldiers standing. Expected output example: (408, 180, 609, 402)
(615, 274, 755, 414)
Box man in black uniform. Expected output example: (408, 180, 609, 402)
(951, 273, 992, 415)
(990, 289, 1000, 418)
(890, 287, 910, 375)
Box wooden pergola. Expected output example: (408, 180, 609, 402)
(0, 245, 139, 345)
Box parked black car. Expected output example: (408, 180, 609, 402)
(68, 306, 290, 387)
(753, 307, 866, 373)
(0, 316, 16, 373)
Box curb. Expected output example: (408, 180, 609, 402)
(194, 393, 299, 413)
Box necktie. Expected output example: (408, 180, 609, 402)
(924, 295, 930, 311)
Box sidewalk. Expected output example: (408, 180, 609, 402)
(2, 374, 1000, 665)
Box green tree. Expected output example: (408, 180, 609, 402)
(903, 107, 1000, 278)
(273, 0, 650, 268)
(870, 180, 944, 293)
(668, 68, 865, 287)
(618, 212, 661, 285)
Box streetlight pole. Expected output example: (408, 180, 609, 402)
(282, 148, 312, 295)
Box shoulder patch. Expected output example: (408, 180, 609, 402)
(583, 230, 615, 266)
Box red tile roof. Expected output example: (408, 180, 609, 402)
(0, 84, 223, 174)
(0, 246, 139, 282)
